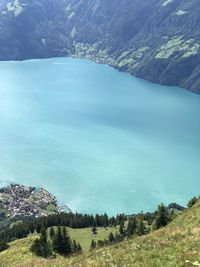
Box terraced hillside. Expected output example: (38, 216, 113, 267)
(0, 200, 200, 267)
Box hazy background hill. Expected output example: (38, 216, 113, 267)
(0, 0, 199, 92)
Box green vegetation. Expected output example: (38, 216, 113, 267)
(154, 203, 171, 229)
(52, 226, 74, 256)
(46, 203, 58, 213)
(0, 0, 200, 92)
(0, 199, 200, 266)
(0, 225, 119, 266)
(92, 226, 97, 235)
(67, 226, 119, 251)
(0, 212, 117, 243)
(117, 47, 149, 68)
(187, 196, 199, 208)
(31, 228, 52, 258)
(155, 36, 200, 59)
(0, 241, 9, 253)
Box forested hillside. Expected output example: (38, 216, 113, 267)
(0, 0, 199, 92)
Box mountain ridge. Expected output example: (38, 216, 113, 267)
(0, 0, 200, 93)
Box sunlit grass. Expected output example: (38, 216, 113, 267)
(1, 201, 200, 266)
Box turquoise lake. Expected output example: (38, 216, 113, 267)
(0, 57, 200, 215)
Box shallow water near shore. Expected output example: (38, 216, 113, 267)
(0, 57, 200, 215)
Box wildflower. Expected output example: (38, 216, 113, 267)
(192, 261, 200, 266)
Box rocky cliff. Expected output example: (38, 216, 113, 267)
(0, 0, 199, 93)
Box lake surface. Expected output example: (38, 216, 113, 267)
(0, 57, 200, 215)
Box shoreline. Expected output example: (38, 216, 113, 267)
(0, 55, 198, 95)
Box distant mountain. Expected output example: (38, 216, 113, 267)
(0, 0, 199, 93)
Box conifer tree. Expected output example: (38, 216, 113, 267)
(36, 223, 42, 234)
(49, 227, 55, 240)
(92, 226, 97, 235)
(119, 221, 125, 237)
(187, 197, 198, 208)
(103, 213, 109, 227)
(72, 239, 78, 253)
(115, 232, 124, 242)
(115, 232, 120, 242)
(61, 227, 72, 256)
(40, 228, 47, 243)
(127, 217, 137, 238)
(52, 226, 63, 254)
(0, 241, 9, 252)
(77, 243, 82, 253)
(31, 238, 41, 256)
(108, 232, 115, 243)
(31, 228, 52, 258)
(154, 203, 170, 229)
(90, 239, 96, 250)
(135, 218, 146, 236)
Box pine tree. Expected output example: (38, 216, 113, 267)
(31, 228, 52, 258)
(108, 232, 115, 243)
(35, 223, 42, 234)
(103, 213, 109, 227)
(115, 232, 120, 242)
(92, 226, 97, 235)
(77, 243, 82, 253)
(187, 197, 198, 208)
(72, 239, 78, 253)
(29, 223, 35, 234)
(49, 227, 55, 240)
(31, 238, 41, 256)
(127, 217, 137, 238)
(0, 241, 9, 252)
(52, 226, 63, 254)
(135, 218, 146, 236)
(40, 228, 47, 243)
(90, 239, 96, 250)
(62, 227, 72, 256)
(119, 221, 125, 237)
(154, 203, 170, 229)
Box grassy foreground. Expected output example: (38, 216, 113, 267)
(1, 201, 200, 267)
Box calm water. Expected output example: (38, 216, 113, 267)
(0, 57, 200, 215)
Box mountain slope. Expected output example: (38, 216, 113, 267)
(0, 0, 199, 93)
(1, 201, 200, 267)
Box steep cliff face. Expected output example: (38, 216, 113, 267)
(0, 0, 199, 93)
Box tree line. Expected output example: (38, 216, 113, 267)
(89, 203, 173, 251)
(0, 199, 193, 255)
(0, 212, 126, 243)
(0, 203, 178, 244)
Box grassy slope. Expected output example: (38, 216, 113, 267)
(1, 201, 200, 267)
(67, 226, 119, 251)
(0, 226, 119, 267)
